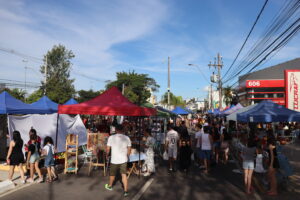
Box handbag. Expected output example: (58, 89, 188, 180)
(163, 151, 168, 160)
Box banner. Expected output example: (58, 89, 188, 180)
(285, 70, 300, 111)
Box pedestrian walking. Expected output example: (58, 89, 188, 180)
(142, 128, 155, 176)
(165, 124, 179, 172)
(6, 131, 26, 184)
(42, 136, 58, 183)
(241, 136, 257, 194)
(194, 124, 203, 167)
(105, 124, 131, 197)
(267, 135, 279, 196)
(200, 126, 213, 174)
(26, 133, 43, 183)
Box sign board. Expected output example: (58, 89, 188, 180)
(285, 70, 300, 111)
(246, 80, 284, 88)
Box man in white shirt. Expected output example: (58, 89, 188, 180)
(105, 124, 131, 197)
(165, 124, 179, 172)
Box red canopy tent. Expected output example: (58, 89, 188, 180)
(58, 86, 156, 116)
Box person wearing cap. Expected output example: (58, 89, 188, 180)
(105, 124, 131, 197)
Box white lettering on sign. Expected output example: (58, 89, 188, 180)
(248, 81, 261, 87)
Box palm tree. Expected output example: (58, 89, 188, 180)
(223, 86, 233, 106)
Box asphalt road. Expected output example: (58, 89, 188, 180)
(1, 155, 299, 200)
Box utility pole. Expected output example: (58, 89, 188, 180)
(167, 56, 170, 109)
(208, 53, 223, 109)
(44, 56, 47, 95)
(210, 83, 213, 110)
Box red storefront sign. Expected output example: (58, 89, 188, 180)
(246, 80, 284, 88)
(285, 70, 300, 111)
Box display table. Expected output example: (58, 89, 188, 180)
(127, 153, 147, 178)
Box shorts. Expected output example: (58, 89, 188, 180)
(44, 157, 55, 167)
(213, 142, 221, 149)
(110, 163, 127, 176)
(243, 161, 254, 170)
(168, 148, 177, 159)
(29, 153, 40, 164)
(201, 150, 211, 160)
(196, 148, 202, 158)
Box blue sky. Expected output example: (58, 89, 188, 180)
(1, 0, 300, 101)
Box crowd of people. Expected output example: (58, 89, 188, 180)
(6, 128, 58, 184)
(5, 114, 297, 197)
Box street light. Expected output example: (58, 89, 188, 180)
(22, 59, 28, 101)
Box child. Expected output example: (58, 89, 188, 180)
(26, 134, 43, 183)
(179, 140, 193, 172)
(43, 136, 58, 182)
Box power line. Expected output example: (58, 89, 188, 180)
(223, 0, 300, 84)
(222, 0, 269, 80)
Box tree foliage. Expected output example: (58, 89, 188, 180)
(161, 92, 186, 107)
(30, 44, 76, 104)
(105, 71, 159, 105)
(0, 88, 26, 101)
(76, 89, 103, 103)
(223, 86, 233, 106)
(26, 89, 44, 103)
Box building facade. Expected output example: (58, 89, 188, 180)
(238, 58, 300, 106)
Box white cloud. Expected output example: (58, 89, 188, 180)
(0, 0, 169, 90)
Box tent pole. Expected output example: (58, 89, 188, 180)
(138, 117, 141, 179)
(55, 114, 60, 149)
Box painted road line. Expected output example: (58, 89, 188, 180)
(132, 178, 154, 200)
(0, 182, 35, 198)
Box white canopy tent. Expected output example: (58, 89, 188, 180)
(8, 113, 87, 153)
(226, 104, 257, 121)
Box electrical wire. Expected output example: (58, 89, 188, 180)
(222, 0, 269, 80)
(223, 0, 300, 84)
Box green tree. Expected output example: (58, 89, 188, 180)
(161, 92, 186, 107)
(38, 44, 76, 104)
(26, 89, 44, 103)
(0, 88, 26, 101)
(77, 89, 103, 103)
(105, 71, 159, 105)
(223, 86, 233, 106)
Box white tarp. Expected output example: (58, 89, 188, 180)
(8, 113, 87, 152)
(226, 104, 257, 121)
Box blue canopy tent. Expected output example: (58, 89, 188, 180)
(30, 96, 58, 114)
(184, 107, 195, 114)
(221, 103, 244, 116)
(237, 100, 300, 122)
(63, 98, 78, 105)
(172, 107, 189, 115)
(0, 91, 46, 114)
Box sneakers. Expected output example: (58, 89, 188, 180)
(21, 180, 26, 184)
(124, 191, 129, 197)
(143, 172, 151, 177)
(26, 178, 34, 183)
(105, 184, 113, 191)
(37, 178, 43, 183)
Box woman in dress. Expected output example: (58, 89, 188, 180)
(143, 128, 155, 176)
(6, 131, 26, 183)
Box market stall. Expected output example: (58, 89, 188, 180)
(58, 86, 156, 176)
